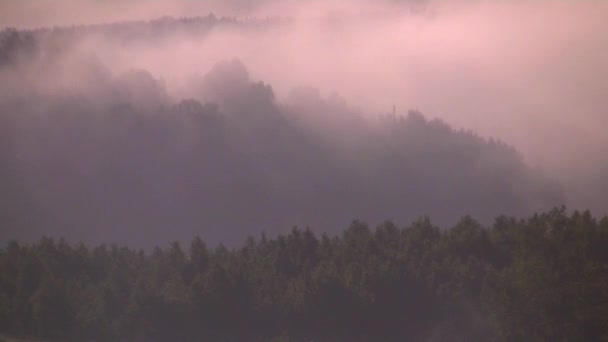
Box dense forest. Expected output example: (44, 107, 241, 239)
(1, 10, 607, 341)
(1, 208, 607, 341)
(0, 19, 562, 246)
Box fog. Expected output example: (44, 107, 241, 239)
(1, 0, 606, 247)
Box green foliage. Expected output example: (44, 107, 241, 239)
(0, 209, 607, 341)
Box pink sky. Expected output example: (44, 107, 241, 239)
(2, 0, 607, 207)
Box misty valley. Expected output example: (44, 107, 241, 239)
(1, 5, 607, 342)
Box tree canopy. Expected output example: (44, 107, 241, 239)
(1, 209, 607, 341)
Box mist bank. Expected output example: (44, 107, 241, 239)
(2, 1, 607, 212)
(1, 5, 606, 246)
(1, 52, 561, 246)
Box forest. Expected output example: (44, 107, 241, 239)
(1, 208, 607, 341)
(1, 6, 607, 341)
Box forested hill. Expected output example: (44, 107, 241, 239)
(0, 55, 561, 246)
(1, 17, 563, 247)
(1, 209, 607, 341)
(0, 9, 605, 342)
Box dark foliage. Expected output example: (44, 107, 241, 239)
(1, 209, 607, 341)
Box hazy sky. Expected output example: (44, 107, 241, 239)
(2, 0, 606, 160)
(1, 0, 607, 213)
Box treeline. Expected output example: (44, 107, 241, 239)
(1, 208, 607, 341)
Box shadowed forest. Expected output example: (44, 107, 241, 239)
(1, 209, 608, 341)
(1, 5, 607, 342)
